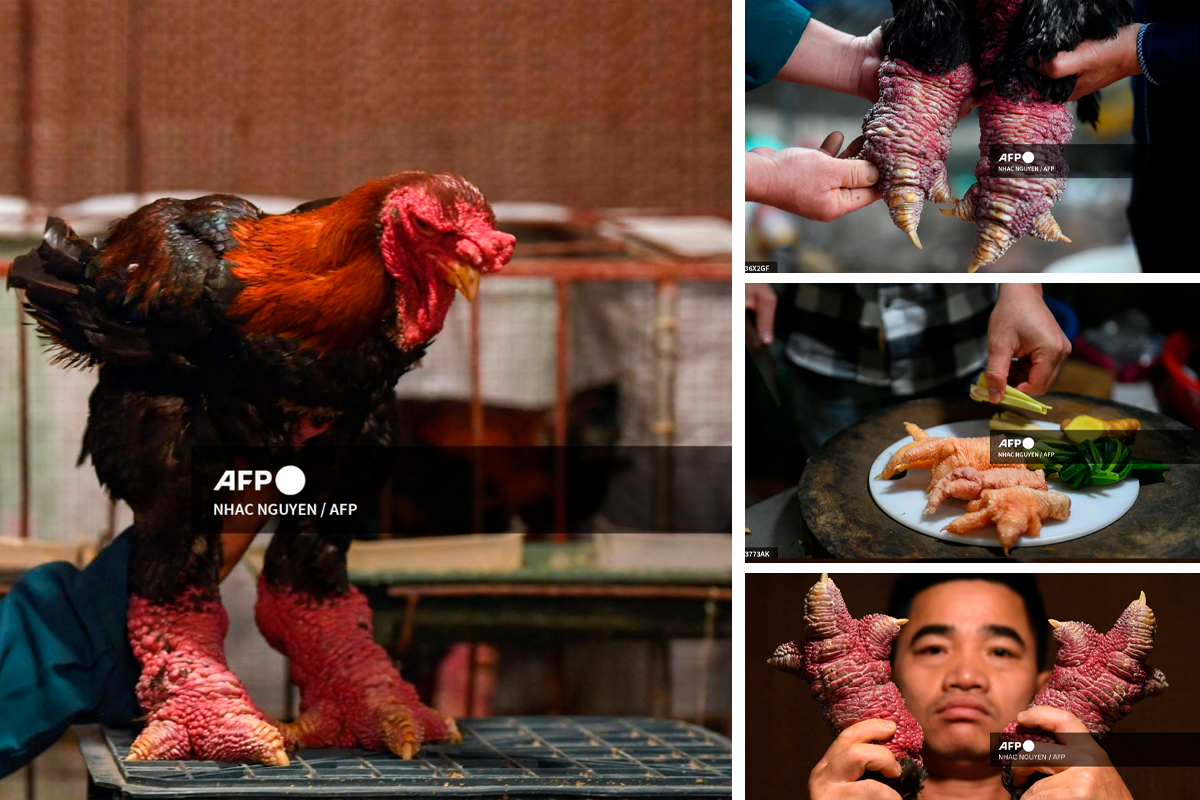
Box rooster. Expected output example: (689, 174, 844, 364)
(6, 172, 515, 765)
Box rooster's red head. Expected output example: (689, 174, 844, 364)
(379, 173, 514, 350)
(227, 172, 515, 354)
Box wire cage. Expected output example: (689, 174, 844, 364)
(1, 223, 732, 543)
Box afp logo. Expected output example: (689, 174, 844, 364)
(998, 740, 1036, 752)
(998, 437, 1036, 450)
(214, 465, 306, 496)
(998, 152, 1036, 164)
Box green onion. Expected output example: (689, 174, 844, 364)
(1032, 437, 1170, 490)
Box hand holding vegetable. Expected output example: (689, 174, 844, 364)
(970, 374, 1052, 414)
(985, 284, 1072, 402)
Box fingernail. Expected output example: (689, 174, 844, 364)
(762, 333, 773, 345)
(867, 165, 880, 184)
(989, 390, 1001, 403)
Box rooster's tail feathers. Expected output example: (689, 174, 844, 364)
(7, 218, 153, 367)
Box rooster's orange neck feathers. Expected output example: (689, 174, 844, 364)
(225, 181, 399, 352)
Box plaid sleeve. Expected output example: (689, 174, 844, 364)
(880, 284, 994, 395)
(783, 284, 995, 395)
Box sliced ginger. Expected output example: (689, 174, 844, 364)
(1060, 414, 1140, 443)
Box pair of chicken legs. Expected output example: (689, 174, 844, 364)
(125, 530, 456, 765)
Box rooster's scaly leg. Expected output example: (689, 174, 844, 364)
(127, 585, 288, 764)
(256, 531, 458, 759)
(113, 385, 285, 766)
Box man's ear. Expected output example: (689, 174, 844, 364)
(1035, 669, 1052, 694)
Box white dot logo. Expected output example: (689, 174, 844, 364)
(1022, 151, 1035, 164)
(275, 465, 305, 496)
(1022, 739, 1035, 753)
(1022, 437, 1035, 450)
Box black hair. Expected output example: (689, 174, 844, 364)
(886, 574, 1049, 671)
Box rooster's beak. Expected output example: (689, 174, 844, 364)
(440, 262, 481, 302)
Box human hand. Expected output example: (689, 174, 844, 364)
(746, 285, 778, 345)
(850, 26, 987, 117)
(986, 284, 1071, 401)
(1008, 707, 1133, 800)
(957, 80, 993, 120)
(808, 719, 904, 800)
(1028, 24, 1144, 102)
(850, 27, 883, 102)
(746, 132, 881, 222)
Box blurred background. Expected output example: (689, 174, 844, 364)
(745, 0, 1139, 273)
(1, 0, 734, 537)
(747, 573, 1200, 800)
(0, 1, 732, 795)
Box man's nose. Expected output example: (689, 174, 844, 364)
(944, 651, 988, 692)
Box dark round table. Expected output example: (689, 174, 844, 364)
(795, 392, 1199, 559)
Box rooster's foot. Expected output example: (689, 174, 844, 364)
(280, 694, 459, 759)
(127, 700, 287, 765)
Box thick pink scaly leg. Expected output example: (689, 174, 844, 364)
(770, 574, 925, 800)
(255, 575, 459, 759)
(1005, 592, 1167, 739)
(944, 93, 1073, 271)
(1000, 593, 1167, 797)
(862, 59, 977, 248)
(127, 588, 287, 764)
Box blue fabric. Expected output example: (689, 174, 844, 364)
(0, 529, 140, 778)
(1138, 16, 1200, 86)
(1127, 2, 1194, 270)
(746, 0, 812, 91)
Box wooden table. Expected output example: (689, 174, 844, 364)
(797, 392, 1199, 559)
(334, 542, 730, 721)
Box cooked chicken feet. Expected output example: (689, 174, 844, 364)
(925, 466, 1048, 514)
(943, 486, 1071, 554)
(876, 423, 999, 491)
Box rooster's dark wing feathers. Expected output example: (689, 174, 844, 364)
(7, 195, 264, 367)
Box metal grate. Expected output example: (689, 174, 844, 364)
(81, 717, 731, 798)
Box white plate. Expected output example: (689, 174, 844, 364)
(867, 421, 1138, 551)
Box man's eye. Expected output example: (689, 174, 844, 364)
(992, 648, 1014, 657)
(917, 645, 944, 655)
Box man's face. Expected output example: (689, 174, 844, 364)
(893, 580, 1051, 762)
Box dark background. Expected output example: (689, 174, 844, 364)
(746, 573, 1199, 799)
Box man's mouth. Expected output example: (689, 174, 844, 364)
(935, 695, 993, 722)
(438, 261, 481, 302)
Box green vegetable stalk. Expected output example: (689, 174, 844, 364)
(968, 373, 1052, 415)
(1033, 437, 1170, 490)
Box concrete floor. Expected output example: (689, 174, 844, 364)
(0, 730, 87, 800)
